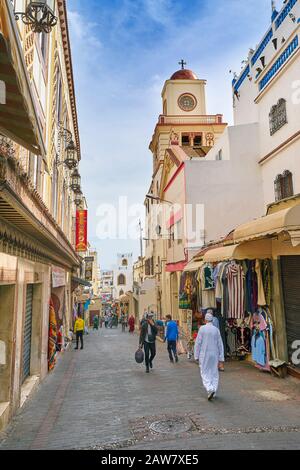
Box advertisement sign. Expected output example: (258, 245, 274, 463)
(76, 210, 88, 252)
(85, 256, 94, 282)
(52, 266, 66, 288)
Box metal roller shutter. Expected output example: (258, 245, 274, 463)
(22, 285, 34, 383)
(281, 256, 300, 368)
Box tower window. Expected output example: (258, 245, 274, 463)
(182, 134, 190, 146)
(118, 274, 126, 286)
(193, 135, 202, 147)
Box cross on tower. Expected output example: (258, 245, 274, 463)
(179, 59, 187, 70)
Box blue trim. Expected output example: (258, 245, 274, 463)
(233, 65, 250, 92)
(251, 28, 273, 66)
(275, 0, 298, 29)
(259, 35, 299, 91)
(272, 10, 279, 22)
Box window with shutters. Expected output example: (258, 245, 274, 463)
(118, 274, 126, 286)
(274, 170, 294, 201)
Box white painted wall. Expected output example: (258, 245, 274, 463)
(185, 123, 264, 246)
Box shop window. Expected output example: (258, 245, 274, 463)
(181, 134, 190, 146)
(274, 170, 294, 201)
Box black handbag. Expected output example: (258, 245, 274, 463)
(135, 348, 144, 364)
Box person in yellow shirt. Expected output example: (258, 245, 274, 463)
(74, 314, 85, 350)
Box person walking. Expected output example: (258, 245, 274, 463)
(164, 315, 179, 363)
(128, 315, 135, 334)
(104, 314, 109, 328)
(93, 315, 99, 331)
(194, 312, 224, 401)
(74, 314, 85, 350)
(139, 313, 158, 373)
(120, 313, 127, 333)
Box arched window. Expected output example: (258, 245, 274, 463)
(274, 170, 293, 201)
(122, 259, 128, 267)
(118, 274, 126, 286)
(119, 290, 124, 296)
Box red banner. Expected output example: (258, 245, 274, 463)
(76, 210, 88, 252)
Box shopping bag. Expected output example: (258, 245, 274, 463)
(177, 340, 186, 355)
(135, 348, 144, 364)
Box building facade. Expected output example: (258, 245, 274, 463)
(113, 253, 133, 299)
(0, 0, 86, 430)
(142, 65, 227, 321)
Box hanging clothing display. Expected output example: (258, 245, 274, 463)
(255, 260, 266, 306)
(179, 256, 276, 375)
(48, 300, 57, 371)
(227, 262, 245, 319)
(198, 264, 216, 309)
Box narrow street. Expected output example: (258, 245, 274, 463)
(1, 328, 300, 451)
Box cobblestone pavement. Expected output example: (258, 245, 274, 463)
(1, 328, 300, 450)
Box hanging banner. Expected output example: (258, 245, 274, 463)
(85, 256, 94, 281)
(76, 210, 88, 252)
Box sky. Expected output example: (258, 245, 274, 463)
(67, 0, 275, 270)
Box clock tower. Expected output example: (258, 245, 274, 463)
(161, 63, 207, 116)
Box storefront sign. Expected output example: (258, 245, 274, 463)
(76, 210, 88, 252)
(85, 256, 94, 281)
(52, 266, 66, 288)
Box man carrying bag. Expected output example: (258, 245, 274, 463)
(139, 313, 158, 373)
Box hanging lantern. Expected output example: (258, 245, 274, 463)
(70, 169, 81, 193)
(15, 1, 58, 34)
(74, 191, 83, 207)
(64, 140, 78, 170)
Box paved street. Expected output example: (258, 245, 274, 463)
(1, 328, 300, 451)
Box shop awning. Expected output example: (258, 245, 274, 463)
(71, 277, 92, 288)
(183, 259, 203, 272)
(203, 239, 272, 262)
(234, 205, 300, 247)
(0, 1, 45, 155)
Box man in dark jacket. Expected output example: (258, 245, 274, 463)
(139, 313, 158, 373)
(165, 315, 179, 363)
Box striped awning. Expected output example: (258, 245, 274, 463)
(0, 1, 44, 155)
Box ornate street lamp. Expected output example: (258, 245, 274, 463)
(74, 191, 83, 207)
(64, 140, 78, 170)
(70, 169, 81, 193)
(56, 124, 78, 170)
(15, 1, 58, 34)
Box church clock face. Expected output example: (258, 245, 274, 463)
(178, 93, 197, 112)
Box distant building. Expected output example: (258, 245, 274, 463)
(113, 253, 133, 299)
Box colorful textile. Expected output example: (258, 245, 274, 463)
(179, 272, 193, 309)
(262, 260, 272, 306)
(256, 260, 266, 306)
(203, 265, 215, 290)
(251, 331, 266, 367)
(227, 262, 245, 319)
(48, 300, 57, 371)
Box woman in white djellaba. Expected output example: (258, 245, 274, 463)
(194, 312, 225, 401)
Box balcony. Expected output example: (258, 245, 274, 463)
(158, 114, 223, 125)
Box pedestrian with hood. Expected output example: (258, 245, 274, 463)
(194, 312, 224, 401)
(139, 312, 158, 373)
(164, 315, 179, 363)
